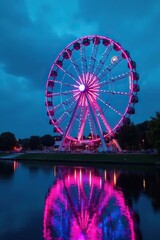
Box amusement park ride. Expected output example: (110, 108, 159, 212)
(45, 35, 140, 152)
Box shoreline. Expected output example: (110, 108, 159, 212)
(1, 152, 160, 166)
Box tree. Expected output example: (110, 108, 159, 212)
(41, 134, 55, 147)
(118, 123, 139, 150)
(136, 121, 151, 149)
(147, 112, 160, 152)
(29, 136, 41, 150)
(155, 140, 160, 155)
(19, 138, 30, 150)
(0, 132, 17, 151)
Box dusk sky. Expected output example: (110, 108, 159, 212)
(0, 0, 160, 139)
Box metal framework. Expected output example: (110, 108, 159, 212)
(45, 35, 140, 151)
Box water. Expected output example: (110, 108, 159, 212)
(0, 160, 160, 240)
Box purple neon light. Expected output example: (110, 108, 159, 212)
(45, 35, 140, 147)
(43, 169, 135, 240)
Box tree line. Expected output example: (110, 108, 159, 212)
(117, 112, 160, 154)
(0, 112, 160, 153)
(0, 133, 55, 151)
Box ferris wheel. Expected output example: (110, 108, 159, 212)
(45, 35, 140, 151)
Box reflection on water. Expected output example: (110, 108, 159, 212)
(43, 167, 139, 240)
(0, 160, 19, 178)
(0, 160, 160, 240)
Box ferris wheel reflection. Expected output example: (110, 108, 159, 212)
(43, 167, 137, 240)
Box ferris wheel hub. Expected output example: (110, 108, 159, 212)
(79, 84, 86, 92)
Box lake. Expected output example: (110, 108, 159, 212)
(0, 160, 160, 240)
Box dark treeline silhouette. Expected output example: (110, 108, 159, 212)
(0, 132, 17, 151)
(117, 112, 160, 153)
(0, 112, 160, 153)
(0, 133, 55, 151)
(117, 121, 151, 151)
(18, 134, 55, 150)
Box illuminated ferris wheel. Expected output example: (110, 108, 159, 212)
(45, 35, 140, 151)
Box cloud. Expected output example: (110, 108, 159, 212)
(76, 0, 160, 120)
(0, 0, 81, 137)
(0, 0, 159, 138)
(76, 0, 160, 63)
(0, 0, 78, 89)
(0, 67, 51, 138)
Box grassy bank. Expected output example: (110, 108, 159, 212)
(15, 152, 160, 165)
(0, 153, 9, 157)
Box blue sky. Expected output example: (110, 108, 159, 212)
(0, 0, 160, 138)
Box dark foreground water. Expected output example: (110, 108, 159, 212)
(0, 160, 160, 240)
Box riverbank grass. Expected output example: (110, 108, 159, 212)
(15, 153, 160, 164)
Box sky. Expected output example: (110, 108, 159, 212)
(0, 0, 160, 139)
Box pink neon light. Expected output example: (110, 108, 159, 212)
(43, 169, 135, 240)
(73, 73, 100, 107)
(45, 35, 140, 147)
(79, 84, 85, 92)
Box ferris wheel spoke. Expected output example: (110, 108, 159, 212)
(53, 102, 75, 129)
(80, 41, 88, 77)
(67, 51, 83, 80)
(56, 64, 80, 85)
(99, 90, 130, 96)
(88, 115, 95, 139)
(93, 44, 113, 76)
(77, 108, 83, 140)
(52, 89, 78, 97)
(59, 94, 82, 151)
(57, 102, 75, 126)
(54, 80, 78, 88)
(99, 72, 131, 87)
(54, 96, 74, 111)
(98, 55, 123, 80)
(88, 41, 99, 74)
(97, 95, 123, 117)
(54, 112, 69, 129)
(56, 112, 67, 125)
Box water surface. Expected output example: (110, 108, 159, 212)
(0, 160, 160, 239)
